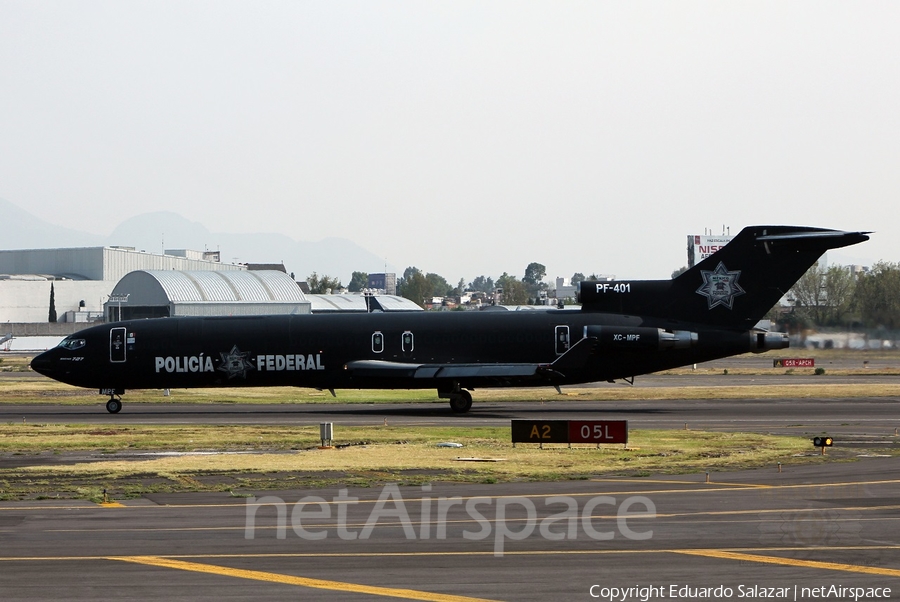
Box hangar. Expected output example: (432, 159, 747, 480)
(103, 270, 423, 321)
(105, 270, 311, 320)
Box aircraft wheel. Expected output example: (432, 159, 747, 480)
(106, 399, 122, 414)
(449, 390, 473, 413)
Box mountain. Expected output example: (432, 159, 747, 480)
(0, 197, 105, 248)
(1, 200, 392, 283)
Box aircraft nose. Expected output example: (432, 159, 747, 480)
(30, 352, 56, 377)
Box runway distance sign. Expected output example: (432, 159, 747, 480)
(773, 358, 815, 368)
(511, 420, 628, 446)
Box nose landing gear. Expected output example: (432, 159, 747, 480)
(101, 388, 125, 413)
(106, 396, 122, 414)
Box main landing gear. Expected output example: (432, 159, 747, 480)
(103, 391, 123, 414)
(449, 391, 473, 413)
(439, 384, 473, 413)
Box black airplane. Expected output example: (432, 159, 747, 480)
(31, 225, 869, 414)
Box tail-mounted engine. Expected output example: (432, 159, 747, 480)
(750, 330, 789, 352)
(583, 326, 697, 351)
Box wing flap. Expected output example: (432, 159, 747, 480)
(345, 360, 543, 380)
(344, 360, 420, 378)
(433, 365, 541, 378)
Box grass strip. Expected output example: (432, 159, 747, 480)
(2, 379, 900, 405)
(0, 425, 841, 501)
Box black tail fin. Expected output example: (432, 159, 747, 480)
(578, 226, 870, 329)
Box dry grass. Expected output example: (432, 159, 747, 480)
(5, 427, 813, 486)
(0, 423, 321, 452)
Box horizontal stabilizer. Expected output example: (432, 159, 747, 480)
(756, 230, 872, 244)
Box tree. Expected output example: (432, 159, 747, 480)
(348, 271, 368, 292)
(790, 262, 827, 326)
(400, 266, 419, 286)
(821, 265, 857, 325)
(523, 262, 546, 286)
(522, 262, 548, 302)
(671, 266, 688, 278)
(455, 278, 466, 296)
(789, 263, 857, 327)
(398, 267, 430, 308)
(307, 272, 342, 294)
(469, 275, 494, 293)
(496, 272, 528, 305)
(396, 267, 452, 304)
(853, 261, 900, 330)
(571, 273, 586, 286)
(425, 272, 451, 298)
(48, 282, 57, 323)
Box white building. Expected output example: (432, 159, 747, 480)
(104, 270, 310, 320)
(0, 246, 244, 323)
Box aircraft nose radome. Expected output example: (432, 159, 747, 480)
(30, 353, 54, 376)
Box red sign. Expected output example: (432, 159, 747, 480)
(568, 420, 628, 444)
(773, 358, 815, 368)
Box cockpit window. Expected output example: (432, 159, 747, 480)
(58, 338, 86, 350)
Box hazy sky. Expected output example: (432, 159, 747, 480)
(1, 1, 896, 283)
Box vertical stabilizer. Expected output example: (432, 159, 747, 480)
(579, 226, 870, 329)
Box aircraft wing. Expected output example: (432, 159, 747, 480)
(345, 337, 598, 381)
(345, 360, 545, 379)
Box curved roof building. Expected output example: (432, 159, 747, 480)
(105, 270, 310, 320)
(103, 270, 423, 321)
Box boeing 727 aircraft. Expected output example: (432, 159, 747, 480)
(31, 226, 869, 413)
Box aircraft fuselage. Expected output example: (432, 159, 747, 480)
(32, 309, 766, 393)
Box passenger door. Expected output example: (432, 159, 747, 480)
(110, 327, 127, 363)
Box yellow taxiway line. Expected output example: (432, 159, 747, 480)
(110, 555, 499, 602)
(675, 549, 900, 578)
(3, 547, 900, 583)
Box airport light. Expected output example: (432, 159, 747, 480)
(812, 436, 834, 455)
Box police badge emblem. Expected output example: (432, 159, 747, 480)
(217, 345, 255, 379)
(695, 262, 745, 309)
